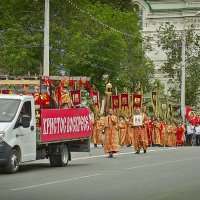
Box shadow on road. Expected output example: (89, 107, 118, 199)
(0, 162, 91, 175)
(0, 163, 50, 174)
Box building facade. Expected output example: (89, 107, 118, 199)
(132, 0, 200, 94)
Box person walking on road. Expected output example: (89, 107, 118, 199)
(132, 107, 148, 154)
(186, 122, 194, 146)
(103, 109, 119, 158)
(92, 114, 103, 148)
(195, 123, 200, 146)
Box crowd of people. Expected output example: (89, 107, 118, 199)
(92, 108, 200, 158)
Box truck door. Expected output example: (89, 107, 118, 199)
(13, 100, 36, 162)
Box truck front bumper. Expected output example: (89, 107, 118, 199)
(0, 141, 12, 165)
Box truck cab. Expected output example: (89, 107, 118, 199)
(0, 95, 36, 173)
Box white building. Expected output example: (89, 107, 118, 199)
(132, 0, 200, 94)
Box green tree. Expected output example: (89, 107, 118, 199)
(0, 0, 154, 95)
(0, 0, 44, 75)
(157, 23, 200, 106)
(64, 1, 154, 93)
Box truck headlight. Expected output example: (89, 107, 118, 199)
(0, 132, 5, 142)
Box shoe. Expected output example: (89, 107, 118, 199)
(135, 150, 140, 154)
(107, 153, 113, 158)
(144, 149, 147, 153)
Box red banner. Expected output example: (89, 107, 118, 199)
(133, 94, 142, 108)
(111, 95, 120, 109)
(41, 108, 92, 142)
(121, 93, 129, 107)
(70, 90, 81, 105)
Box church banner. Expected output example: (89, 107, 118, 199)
(121, 93, 129, 107)
(111, 95, 120, 109)
(132, 94, 142, 109)
(92, 91, 99, 107)
(70, 90, 81, 106)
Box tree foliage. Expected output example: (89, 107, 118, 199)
(157, 23, 200, 106)
(0, 0, 154, 94)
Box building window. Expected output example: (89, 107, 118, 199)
(138, 8, 143, 30)
(134, 4, 144, 30)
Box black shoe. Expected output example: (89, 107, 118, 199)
(107, 153, 113, 158)
(144, 149, 147, 153)
(135, 150, 140, 154)
(94, 144, 97, 148)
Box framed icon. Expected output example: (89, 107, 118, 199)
(133, 114, 143, 126)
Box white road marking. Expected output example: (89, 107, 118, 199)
(125, 156, 200, 170)
(25, 148, 177, 164)
(72, 148, 177, 161)
(24, 148, 177, 164)
(11, 174, 101, 191)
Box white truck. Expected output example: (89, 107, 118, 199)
(0, 76, 92, 173)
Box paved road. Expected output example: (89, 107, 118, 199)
(1, 146, 200, 200)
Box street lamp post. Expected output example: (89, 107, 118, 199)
(181, 12, 200, 123)
(43, 0, 49, 76)
(181, 24, 186, 123)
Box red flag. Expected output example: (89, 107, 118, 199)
(186, 106, 199, 125)
(70, 90, 81, 105)
(111, 95, 120, 109)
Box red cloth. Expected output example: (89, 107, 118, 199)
(176, 127, 185, 146)
(159, 123, 164, 143)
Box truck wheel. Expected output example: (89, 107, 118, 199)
(59, 145, 69, 166)
(49, 155, 59, 167)
(49, 145, 69, 167)
(4, 149, 19, 174)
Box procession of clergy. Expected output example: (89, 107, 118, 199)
(92, 107, 188, 158)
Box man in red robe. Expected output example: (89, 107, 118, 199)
(103, 109, 119, 158)
(132, 107, 148, 154)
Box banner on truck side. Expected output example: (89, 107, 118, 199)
(41, 108, 92, 142)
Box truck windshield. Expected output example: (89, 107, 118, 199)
(0, 99, 21, 122)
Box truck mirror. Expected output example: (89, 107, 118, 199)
(22, 115, 31, 128)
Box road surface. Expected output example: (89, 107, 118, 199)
(1, 146, 200, 200)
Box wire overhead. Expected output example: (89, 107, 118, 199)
(67, 0, 135, 38)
